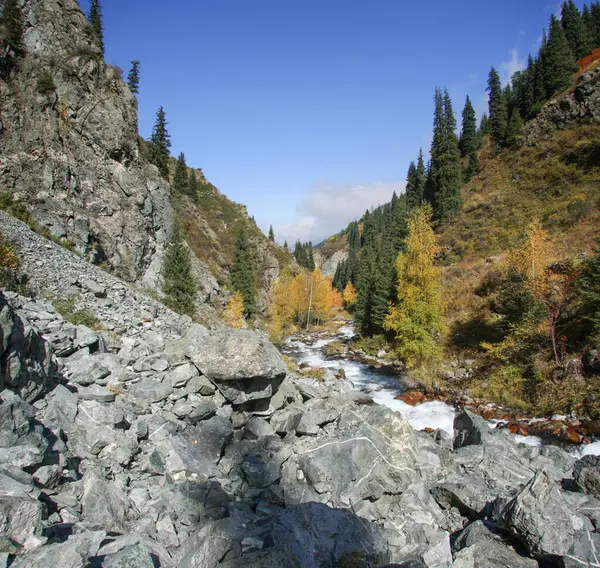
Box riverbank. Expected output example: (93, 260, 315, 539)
(280, 319, 600, 453)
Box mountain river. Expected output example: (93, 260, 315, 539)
(282, 324, 600, 458)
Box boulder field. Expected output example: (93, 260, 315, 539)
(2, 288, 600, 568)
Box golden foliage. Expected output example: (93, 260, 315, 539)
(385, 205, 446, 367)
(342, 281, 357, 307)
(269, 267, 339, 339)
(0, 239, 19, 271)
(222, 292, 245, 329)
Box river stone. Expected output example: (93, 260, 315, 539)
(453, 409, 494, 449)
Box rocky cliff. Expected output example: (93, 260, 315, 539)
(524, 65, 600, 144)
(0, 0, 174, 283)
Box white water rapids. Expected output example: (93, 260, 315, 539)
(283, 324, 600, 458)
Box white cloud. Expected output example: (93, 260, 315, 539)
(274, 180, 404, 245)
(499, 48, 526, 86)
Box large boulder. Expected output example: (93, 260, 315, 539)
(572, 454, 600, 497)
(0, 292, 54, 402)
(186, 329, 286, 406)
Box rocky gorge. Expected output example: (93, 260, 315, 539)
(1, 210, 600, 567)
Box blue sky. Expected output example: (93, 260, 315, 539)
(83, 0, 575, 243)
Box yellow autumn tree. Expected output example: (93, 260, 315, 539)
(503, 219, 581, 366)
(342, 281, 357, 308)
(269, 267, 297, 341)
(222, 292, 245, 329)
(384, 204, 446, 367)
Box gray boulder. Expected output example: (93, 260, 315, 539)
(186, 329, 286, 405)
(573, 454, 600, 497)
(81, 467, 131, 532)
(0, 293, 53, 402)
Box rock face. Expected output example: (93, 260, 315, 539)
(0, 0, 174, 283)
(314, 248, 348, 277)
(524, 64, 600, 144)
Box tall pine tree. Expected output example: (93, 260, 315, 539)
(487, 67, 508, 151)
(150, 106, 171, 179)
(414, 149, 427, 206)
(127, 60, 140, 94)
(430, 89, 462, 219)
(459, 95, 480, 181)
(544, 15, 577, 98)
(268, 225, 275, 241)
(87, 0, 104, 56)
(172, 153, 188, 194)
(505, 110, 524, 147)
(230, 228, 256, 317)
(162, 223, 196, 317)
(405, 161, 418, 209)
(561, 0, 591, 59)
(187, 169, 198, 201)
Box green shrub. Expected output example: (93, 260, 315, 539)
(53, 298, 101, 329)
(36, 71, 56, 94)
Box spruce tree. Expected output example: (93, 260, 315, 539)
(534, 33, 549, 106)
(477, 113, 490, 142)
(150, 106, 171, 179)
(230, 228, 256, 317)
(172, 153, 188, 194)
(487, 67, 508, 151)
(544, 15, 577, 98)
(87, 0, 104, 56)
(162, 223, 196, 317)
(505, 110, 524, 147)
(0, 0, 24, 55)
(307, 242, 315, 271)
(459, 95, 477, 157)
(283, 240, 289, 252)
(514, 58, 535, 119)
(268, 225, 275, 241)
(561, 0, 591, 59)
(414, 149, 427, 206)
(589, 3, 600, 47)
(430, 89, 462, 220)
(187, 169, 198, 201)
(127, 60, 140, 94)
(459, 95, 480, 181)
(405, 161, 417, 209)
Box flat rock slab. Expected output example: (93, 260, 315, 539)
(128, 379, 173, 403)
(186, 329, 287, 382)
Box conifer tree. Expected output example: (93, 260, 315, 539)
(172, 152, 188, 194)
(348, 222, 361, 251)
(459, 95, 477, 158)
(561, 0, 591, 59)
(405, 161, 418, 209)
(87, 0, 104, 56)
(268, 225, 275, 242)
(414, 149, 427, 206)
(477, 113, 490, 142)
(127, 60, 140, 94)
(487, 67, 507, 151)
(230, 228, 256, 317)
(505, 110, 524, 147)
(162, 224, 196, 317)
(307, 242, 315, 271)
(0, 0, 24, 55)
(459, 95, 480, 181)
(430, 89, 462, 219)
(283, 240, 289, 252)
(513, 58, 535, 119)
(150, 106, 171, 179)
(544, 15, 577, 98)
(534, 34, 549, 105)
(589, 3, 600, 47)
(187, 169, 198, 200)
(384, 205, 445, 366)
